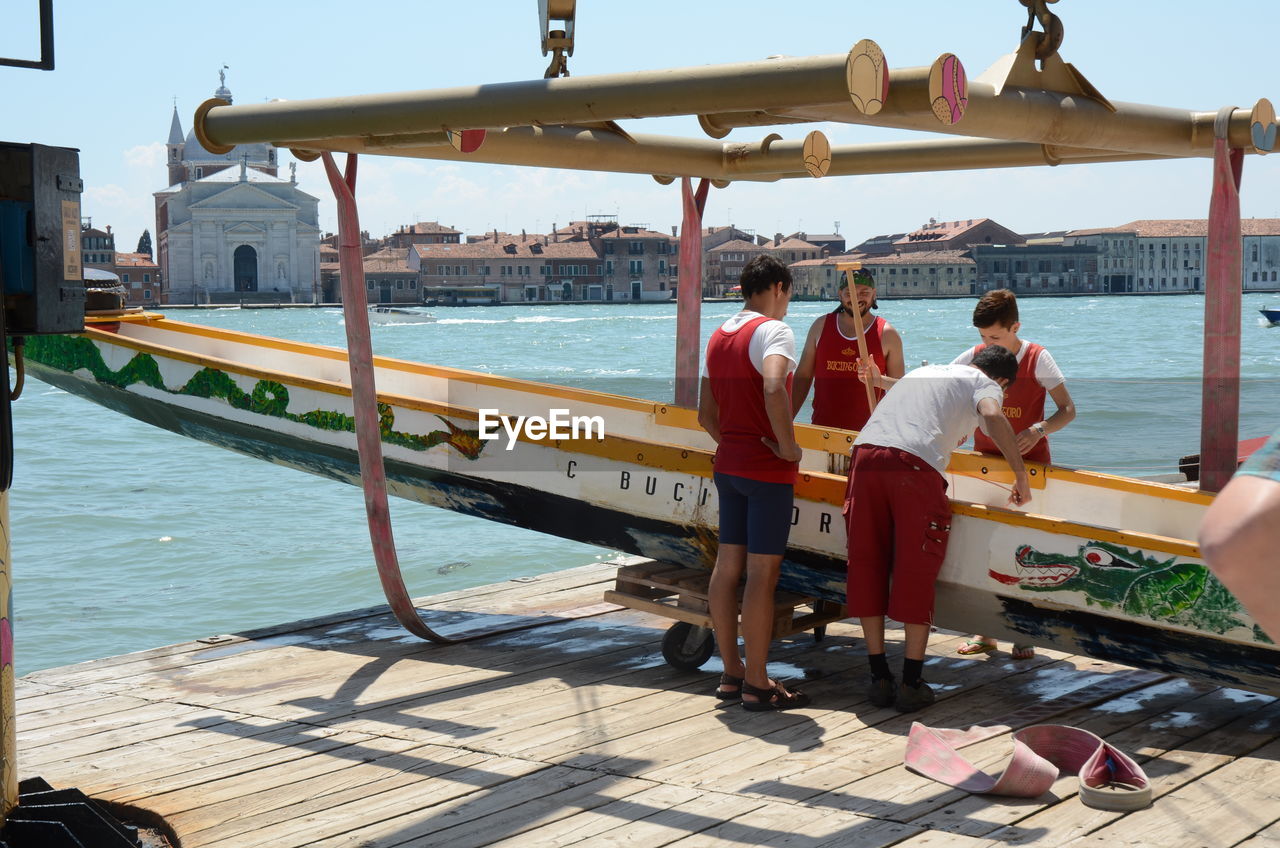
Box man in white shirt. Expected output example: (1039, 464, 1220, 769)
(847, 346, 1031, 712)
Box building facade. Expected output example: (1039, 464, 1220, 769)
(971, 242, 1100, 294)
(113, 252, 162, 305)
(156, 74, 321, 304)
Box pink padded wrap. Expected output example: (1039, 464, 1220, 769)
(905, 722, 1151, 810)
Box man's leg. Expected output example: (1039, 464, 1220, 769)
(741, 552, 783, 692)
(709, 542, 747, 682)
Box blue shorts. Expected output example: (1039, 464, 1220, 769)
(1238, 429, 1280, 483)
(715, 471, 794, 556)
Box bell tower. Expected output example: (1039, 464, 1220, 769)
(166, 102, 185, 186)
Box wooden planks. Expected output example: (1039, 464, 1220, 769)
(16, 559, 1280, 848)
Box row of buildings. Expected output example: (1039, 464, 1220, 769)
(85, 76, 1280, 307)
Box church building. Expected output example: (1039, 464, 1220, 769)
(155, 72, 321, 303)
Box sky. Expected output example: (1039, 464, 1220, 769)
(4, 1, 1279, 253)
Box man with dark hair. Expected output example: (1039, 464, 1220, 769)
(793, 267, 905, 431)
(698, 254, 810, 711)
(846, 346, 1030, 712)
(952, 289, 1075, 660)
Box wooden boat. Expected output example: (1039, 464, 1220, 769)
(1261, 308, 1280, 325)
(368, 305, 437, 324)
(22, 312, 1277, 693)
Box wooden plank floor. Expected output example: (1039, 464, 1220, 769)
(18, 557, 1280, 847)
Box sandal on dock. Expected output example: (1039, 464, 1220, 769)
(715, 673, 744, 701)
(957, 638, 997, 656)
(1012, 643, 1036, 660)
(741, 680, 810, 712)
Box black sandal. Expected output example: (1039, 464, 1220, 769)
(715, 672, 744, 701)
(741, 680, 811, 712)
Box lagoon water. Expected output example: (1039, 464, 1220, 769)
(12, 294, 1280, 675)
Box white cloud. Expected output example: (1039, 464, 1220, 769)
(124, 142, 165, 170)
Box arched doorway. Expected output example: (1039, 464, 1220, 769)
(234, 245, 258, 292)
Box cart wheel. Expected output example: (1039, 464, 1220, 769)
(661, 622, 715, 671)
(813, 625, 827, 643)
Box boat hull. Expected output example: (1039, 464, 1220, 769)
(23, 317, 1279, 693)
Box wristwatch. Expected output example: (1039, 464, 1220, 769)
(1032, 422, 1047, 437)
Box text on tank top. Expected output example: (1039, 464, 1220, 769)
(811, 311, 886, 432)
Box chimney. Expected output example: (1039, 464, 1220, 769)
(671, 225, 677, 236)
(774, 232, 783, 245)
(106, 225, 112, 234)
(521, 228, 527, 242)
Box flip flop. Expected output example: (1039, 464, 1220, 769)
(715, 672, 744, 701)
(1012, 643, 1036, 660)
(741, 680, 810, 712)
(957, 638, 997, 656)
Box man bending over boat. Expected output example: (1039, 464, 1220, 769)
(1200, 428, 1280, 642)
(849, 346, 1031, 712)
(698, 254, 810, 711)
(951, 289, 1076, 661)
(792, 267, 904, 430)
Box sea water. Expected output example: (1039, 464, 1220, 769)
(11, 295, 1280, 675)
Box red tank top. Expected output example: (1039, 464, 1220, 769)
(811, 312, 886, 431)
(706, 315, 799, 484)
(971, 342, 1051, 464)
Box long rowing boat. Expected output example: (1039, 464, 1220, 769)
(23, 312, 1275, 693)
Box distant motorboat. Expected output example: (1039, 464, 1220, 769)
(1260, 308, 1280, 325)
(368, 306, 437, 324)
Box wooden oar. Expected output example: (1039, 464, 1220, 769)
(836, 261, 877, 415)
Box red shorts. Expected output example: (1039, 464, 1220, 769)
(843, 444, 951, 624)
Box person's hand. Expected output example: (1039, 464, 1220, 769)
(1008, 472, 1032, 509)
(1015, 426, 1044, 454)
(856, 357, 881, 389)
(762, 436, 803, 462)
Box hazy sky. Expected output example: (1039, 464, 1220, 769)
(5, 1, 1279, 251)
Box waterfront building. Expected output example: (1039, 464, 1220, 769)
(971, 242, 1101, 295)
(112, 252, 162, 306)
(155, 73, 322, 304)
(1069, 219, 1280, 293)
(386, 221, 462, 249)
(706, 238, 768, 294)
(892, 217, 1024, 253)
(80, 221, 115, 270)
(363, 249, 421, 304)
(787, 255, 854, 299)
(860, 249, 977, 297)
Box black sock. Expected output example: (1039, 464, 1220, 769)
(902, 658, 924, 687)
(868, 653, 891, 680)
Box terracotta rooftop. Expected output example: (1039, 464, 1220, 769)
(860, 249, 975, 265)
(400, 221, 460, 234)
(1070, 219, 1280, 238)
(413, 241, 600, 259)
(893, 218, 990, 246)
(363, 257, 416, 273)
(113, 253, 157, 268)
(707, 239, 764, 254)
(761, 237, 820, 251)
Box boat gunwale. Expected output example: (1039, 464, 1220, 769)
(102, 317, 1214, 507)
(66, 322, 1203, 560)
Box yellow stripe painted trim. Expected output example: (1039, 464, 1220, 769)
(951, 502, 1200, 559)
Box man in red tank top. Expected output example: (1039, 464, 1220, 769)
(698, 255, 809, 711)
(951, 289, 1076, 660)
(793, 268, 904, 431)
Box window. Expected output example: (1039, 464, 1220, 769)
(396, 280, 404, 289)
(143, 273, 150, 283)
(629, 241, 644, 255)
(409, 280, 417, 290)
(437, 265, 448, 275)
(658, 260, 667, 275)
(629, 259, 643, 275)
(367, 280, 374, 289)
(605, 261, 614, 275)
(122, 274, 130, 283)
(541, 265, 551, 276)
(143, 289, 151, 299)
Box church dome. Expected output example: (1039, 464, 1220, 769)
(182, 128, 276, 168)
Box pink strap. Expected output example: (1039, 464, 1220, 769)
(906, 722, 1151, 810)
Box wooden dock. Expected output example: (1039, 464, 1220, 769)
(17, 558, 1280, 847)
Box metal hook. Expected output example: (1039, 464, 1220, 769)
(1018, 0, 1064, 65)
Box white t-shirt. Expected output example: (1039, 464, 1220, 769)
(950, 341, 1064, 391)
(701, 311, 798, 377)
(854, 364, 1005, 475)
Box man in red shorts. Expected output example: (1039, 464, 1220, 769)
(792, 267, 904, 431)
(848, 346, 1031, 712)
